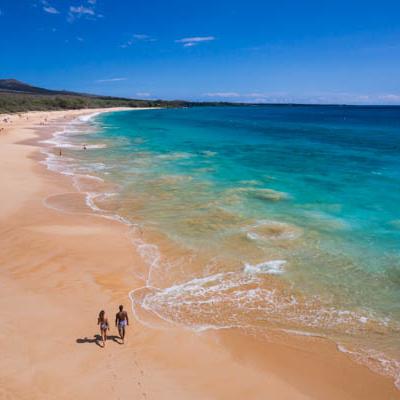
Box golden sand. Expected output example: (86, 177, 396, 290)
(0, 109, 399, 399)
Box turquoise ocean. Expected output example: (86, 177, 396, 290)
(44, 106, 400, 386)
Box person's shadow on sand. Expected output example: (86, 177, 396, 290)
(76, 334, 123, 347)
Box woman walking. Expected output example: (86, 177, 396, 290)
(97, 310, 109, 347)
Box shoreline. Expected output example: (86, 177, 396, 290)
(0, 108, 399, 399)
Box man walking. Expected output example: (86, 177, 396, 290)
(115, 305, 129, 344)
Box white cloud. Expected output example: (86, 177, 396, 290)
(305, 92, 400, 105)
(245, 92, 267, 98)
(70, 6, 95, 16)
(43, 5, 59, 14)
(88, 0, 97, 3)
(40, 1, 59, 14)
(133, 34, 150, 40)
(204, 91, 400, 105)
(120, 34, 156, 48)
(204, 92, 240, 98)
(203, 91, 288, 103)
(175, 36, 215, 47)
(136, 92, 151, 97)
(96, 78, 127, 83)
(377, 94, 400, 102)
(67, 4, 102, 22)
(204, 91, 293, 103)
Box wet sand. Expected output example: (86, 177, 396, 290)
(0, 108, 399, 400)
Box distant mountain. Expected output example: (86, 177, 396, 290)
(0, 78, 197, 113)
(0, 79, 86, 96)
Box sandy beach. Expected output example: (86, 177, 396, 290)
(0, 108, 399, 400)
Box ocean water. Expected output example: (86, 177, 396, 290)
(44, 106, 400, 386)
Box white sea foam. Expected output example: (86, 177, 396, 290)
(40, 118, 131, 228)
(135, 266, 398, 338)
(244, 260, 286, 275)
(246, 232, 260, 241)
(82, 191, 132, 225)
(130, 237, 162, 287)
(78, 112, 102, 122)
(337, 344, 400, 390)
(42, 140, 107, 150)
(40, 148, 76, 176)
(280, 328, 322, 337)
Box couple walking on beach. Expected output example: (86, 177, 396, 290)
(97, 305, 129, 347)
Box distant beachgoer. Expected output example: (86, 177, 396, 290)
(83, 144, 87, 151)
(97, 310, 109, 347)
(115, 305, 129, 343)
(59, 148, 62, 156)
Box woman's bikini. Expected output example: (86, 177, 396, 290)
(99, 319, 108, 331)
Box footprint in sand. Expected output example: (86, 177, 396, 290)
(106, 353, 117, 394)
(131, 354, 148, 398)
(133, 358, 144, 375)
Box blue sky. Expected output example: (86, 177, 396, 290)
(1, 0, 400, 104)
